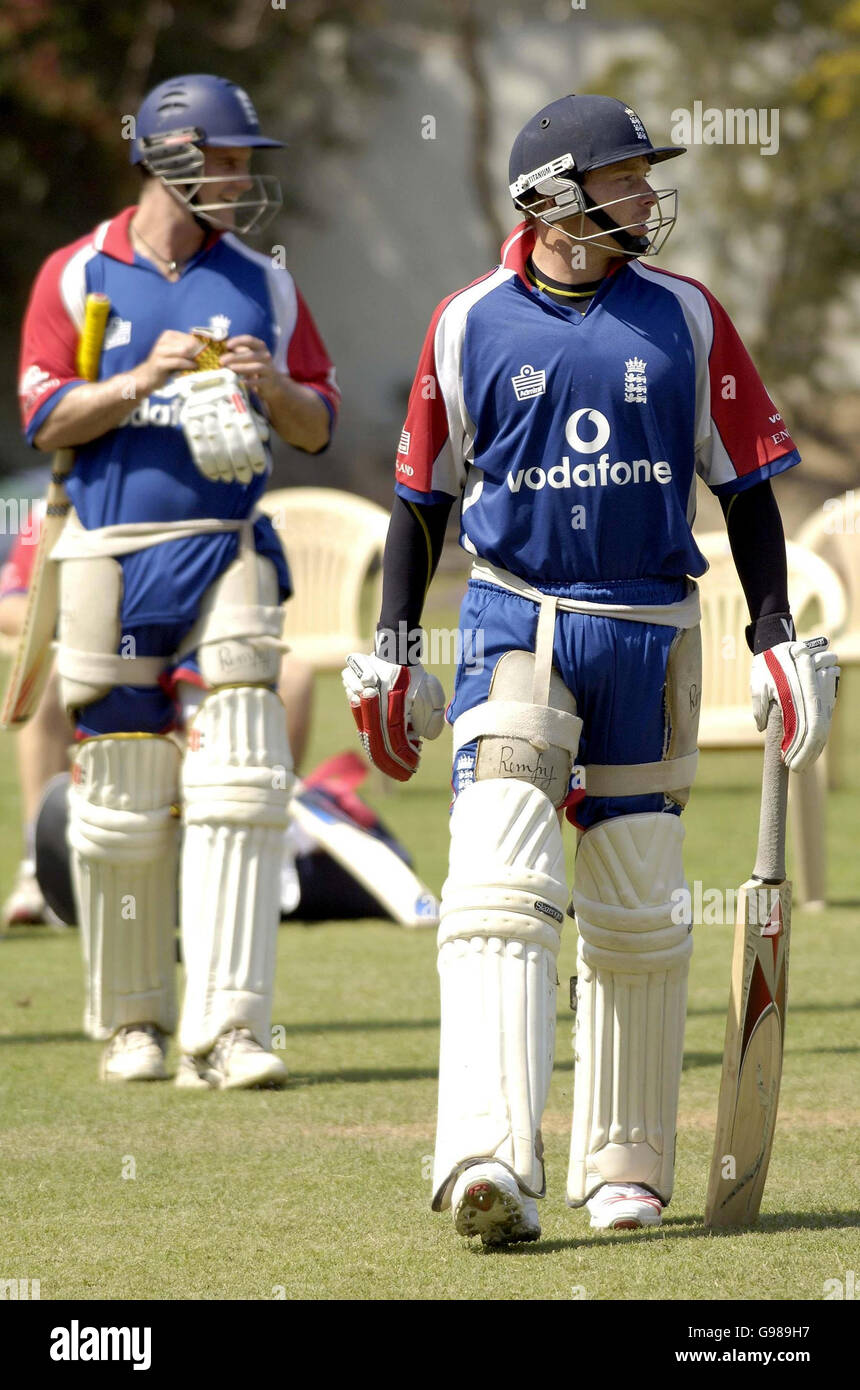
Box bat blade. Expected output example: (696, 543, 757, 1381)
(705, 702, 791, 1228)
(704, 875, 791, 1227)
(1, 292, 110, 730)
(0, 464, 72, 729)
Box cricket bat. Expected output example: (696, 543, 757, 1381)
(704, 701, 791, 1227)
(1, 292, 110, 729)
(289, 782, 440, 929)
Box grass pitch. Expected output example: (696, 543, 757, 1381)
(0, 650, 858, 1302)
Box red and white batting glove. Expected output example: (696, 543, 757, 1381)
(751, 636, 839, 772)
(342, 653, 445, 782)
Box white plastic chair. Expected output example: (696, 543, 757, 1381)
(259, 487, 390, 670)
(696, 531, 847, 909)
(797, 493, 860, 788)
(797, 492, 860, 659)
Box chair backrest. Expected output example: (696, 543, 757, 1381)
(696, 530, 847, 747)
(259, 487, 390, 670)
(796, 491, 860, 640)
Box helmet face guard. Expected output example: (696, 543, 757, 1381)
(139, 126, 282, 235)
(510, 153, 678, 258)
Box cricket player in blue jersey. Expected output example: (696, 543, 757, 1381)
(19, 74, 340, 1087)
(344, 95, 839, 1243)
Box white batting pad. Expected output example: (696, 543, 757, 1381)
(179, 686, 293, 1055)
(567, 812, 692, 1206)
(433, 780, 567, 1207)
(68, 735, 181, 1039)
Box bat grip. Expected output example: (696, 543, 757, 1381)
(753, 701, 789, 884)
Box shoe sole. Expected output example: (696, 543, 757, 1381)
(217, 1068, 288, 1090)
(175, 1055, 288, 1090)
(455, 1178, 540, 1248)
(101, 1068, 168, 1083)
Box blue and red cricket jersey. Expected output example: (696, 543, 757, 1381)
(394, 222, 798, 587)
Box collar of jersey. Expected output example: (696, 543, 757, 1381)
(500, 220, 626, 312)
(98, 205, 221, 266)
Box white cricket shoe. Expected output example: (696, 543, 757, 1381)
(587, 1183, 663, 1230)
(452, 1162, 541, 1248)
(176, 1028, 288, 1091)
(101, 1024, 168, 1082)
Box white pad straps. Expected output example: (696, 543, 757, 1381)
(56, 648, 167, 687)
(452, 700, 582, 758)
(433, 780, 567, 1206)
(68, 735, 181, 1039)
(567, 812, 692, 1205)
(179, 686, 293, 1055)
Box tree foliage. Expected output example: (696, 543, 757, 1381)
(591, 0, 860, 406)
(0, 0, 400, 469)
(1, 0, 855, 472)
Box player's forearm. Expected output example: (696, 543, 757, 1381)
(32, 369, 154, 451)
(376, 495, 453, 664)
(262, 376, 331, 453)
(720, 481, 793, 652)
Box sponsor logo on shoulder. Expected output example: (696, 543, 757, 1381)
(19, 364, 60, 412)
(535, 899, 564, 924)
(398, 428, 411, 455)
(103, 316, 132, 351)
(511, 364, 546, 401)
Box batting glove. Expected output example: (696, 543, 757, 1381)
(750, 636, 840, 772)
(175, 367, 269, 485)
(342, 652, 445, 782)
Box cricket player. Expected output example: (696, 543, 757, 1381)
(18, 73, 339, 1086)
(343, 95, 839, 1242)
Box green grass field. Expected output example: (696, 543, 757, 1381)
(1, 646, 858, 1302)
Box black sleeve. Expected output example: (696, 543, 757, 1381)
(719, 481, 795, 653)
(376, 493, 454, 664)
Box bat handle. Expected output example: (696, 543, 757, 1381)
(753, 700, 789, 884)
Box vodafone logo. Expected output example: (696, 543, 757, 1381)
(126, 396, 181, 428)
(506, 404, 672, 493)
(564, 408, 611, 455)
(507, 456, 672, 492)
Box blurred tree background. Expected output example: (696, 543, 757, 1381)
(0, 0, 857, 502)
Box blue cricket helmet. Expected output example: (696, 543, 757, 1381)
(509, 94, 683, 191)
(130, 74, 283, 164)
(508, 94, 684, 258)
